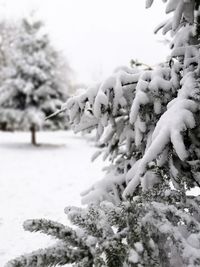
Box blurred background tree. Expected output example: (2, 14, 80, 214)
(0, 17, 73, 145)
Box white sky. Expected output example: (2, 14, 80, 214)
(0, 0, 170, 83)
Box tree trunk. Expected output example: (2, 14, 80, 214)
(30, 124, 37, 146)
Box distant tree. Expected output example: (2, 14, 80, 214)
(0, 18, 71, 145)
(6, 0, 200, 266)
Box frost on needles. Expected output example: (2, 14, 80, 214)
(6, 1, 200, 266)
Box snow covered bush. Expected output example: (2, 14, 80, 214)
(6, 0, 200, 266)
(0, 18, 71, 145)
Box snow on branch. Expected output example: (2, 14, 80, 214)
(60, 0, 200, 203)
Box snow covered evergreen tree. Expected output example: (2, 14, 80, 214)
(0, 18, 70, 145)
(6, 1, 200, 266)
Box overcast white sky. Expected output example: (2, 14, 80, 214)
(0, 0, 170, 83)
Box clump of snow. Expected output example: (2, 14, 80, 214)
(187, 234, 200, 249)
(128, 249, 139, 264)
(134, 242, 144, 253)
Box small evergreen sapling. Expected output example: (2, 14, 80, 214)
(0, 18, 70, 145)
(6, 0, 200, 266)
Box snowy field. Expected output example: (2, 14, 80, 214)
(0, 130, 104, 266)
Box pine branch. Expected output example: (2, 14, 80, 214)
(24, 219, 84, 247)
(5, 243, 92, 267)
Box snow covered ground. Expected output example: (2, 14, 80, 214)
(0, 130, 104, 266)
